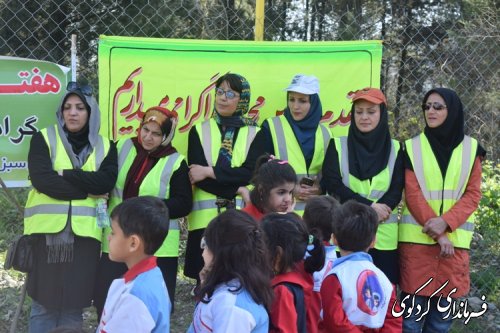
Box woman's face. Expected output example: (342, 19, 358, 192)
(265, 182, 295, 213)
(424, 93, 448, 128)
(354, 100, 381, 133)
(140, 122, 164, 152)
(215, 80, 240, 117)
(288, 92, 311, 121)
(63, 94, 89, 133)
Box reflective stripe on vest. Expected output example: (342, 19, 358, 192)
(268, 116, 331, 215)
(45, 126, 106, 170)
(200, 119, 259, 167)
(188, 119, 255, 231)
(400, 134, 477, 249)
(191, 198, 244, 211)
(103, 138, 185, 256)
(111, 139, 182, 202)
(410, 135, 474, 201)
(336, 136, 400, 250)
(24, 125, 110, 241)
(400, 215, 474, 231)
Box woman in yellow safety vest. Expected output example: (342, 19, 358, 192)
(184, 73, 260, 288)
(322, 87, 404, 285)
(399, 88, 485, 332)
(93, 107, 192, 317)
(24, 82, 117, 332)
(253, 74, 331, 215)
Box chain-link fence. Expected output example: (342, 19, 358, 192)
(1, 0, 499, 331)
(1, 0, 498, 161)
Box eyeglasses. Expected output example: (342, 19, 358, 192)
(423, 102, 447, 111)
(200, 237, 207, 250)
(215, 87, 239, 100)
(67, 81, 93, 96)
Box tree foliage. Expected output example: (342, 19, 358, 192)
(0, 0, 498, 159)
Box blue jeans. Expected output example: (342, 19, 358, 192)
(29, 300, 83, 333)
(401, 293, 454, 333)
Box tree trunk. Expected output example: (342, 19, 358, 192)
(394, 1, 414, 134)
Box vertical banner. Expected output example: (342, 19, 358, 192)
(99, 37, 382, 156)
(0, 56, 70, 187)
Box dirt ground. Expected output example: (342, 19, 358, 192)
(0, 266, 196, 333)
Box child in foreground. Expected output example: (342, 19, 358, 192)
(262, 212, 325, 333)
(319, 201, 401, 332)
(242, 154, 297, 220)
(188, 210, 273, 333)
(96, 196, 171, 333)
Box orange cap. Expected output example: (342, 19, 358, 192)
(348, 87, 387, 106)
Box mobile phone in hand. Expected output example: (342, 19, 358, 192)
(300, 177, 314, 186)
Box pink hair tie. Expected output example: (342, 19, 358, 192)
(268, 155, 288, 164)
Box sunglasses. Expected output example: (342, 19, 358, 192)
(215, 87, 239, 100)
(423, 102, 447, 111)
(200, 237, 207, 250)
(67, 81, 93, 96)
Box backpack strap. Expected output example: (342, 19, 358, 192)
(274, 282, 307, 333)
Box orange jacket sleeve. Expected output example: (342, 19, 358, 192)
(404, 169, 437, 226)
(320, 275, 363, 333)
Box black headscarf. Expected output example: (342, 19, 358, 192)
(423, 88, 465, 176)
(423, 88, 486, 176)
(347, 103, 392, 180)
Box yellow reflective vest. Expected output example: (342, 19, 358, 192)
(102, 138, 185, 256)
(265, 116, 331, 215)
(335, 136, 400, 250)
(188, 119, 259, 231)
(24, 125, 110, 241)
(400, 134, 478, 249)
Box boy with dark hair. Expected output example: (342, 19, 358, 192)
(320, 200, 401, 332)
(97, 196, 171, 333)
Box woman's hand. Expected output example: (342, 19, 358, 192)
(371, 202, 391, 222)
(237, 186, 251, 206)
(294, 183, 321, 201)
(188, 164, 215, 184)
(422, 217, 449, 240)
(437, 234, 454, 257)
(88, 193, 109, 200)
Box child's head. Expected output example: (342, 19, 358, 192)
(332, 200, 378, 252)
(199, 210, 273, 308)
(109, 196, 169, 261)
(261, 212, 325, 275)
(303, 196, 340, 242)
(250, 154, 297, 213)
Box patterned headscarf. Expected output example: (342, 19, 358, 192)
(212, 73, 255, 166)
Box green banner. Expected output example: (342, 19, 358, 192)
(0, 56, 70, 187)
(98, 36, 382, 156)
